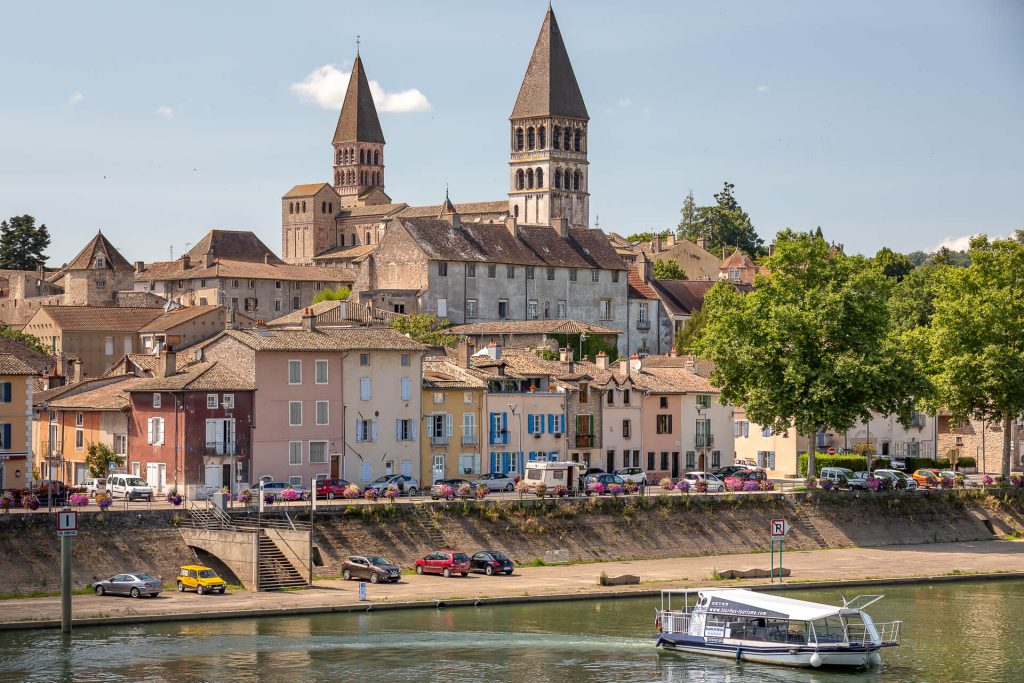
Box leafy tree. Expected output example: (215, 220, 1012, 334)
(86, 443, 123, 478)
(627, 229, 671, 243)
(0, 325, 48, 355)
(390, 313, 459, 347)
(873, 247, 914, 282)
(924, 235, 1024, 478)
(887, 264, 951, 335)
(693, 230, 927, 477)
(551, 332, 618, 364)
(906, 250, 929, 267)
(653, 259, 686, 280)
(929, 246, 970, 267)
(678, 182, 764, 257)
(674, 304, 708, 354)
(677, 190, 697, 238)
(0, 215, 51, 270)
(312, 285, 351, 304)
(814, 226, 824, 240)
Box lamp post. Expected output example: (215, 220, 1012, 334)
(696, 405, 705, 472)
(508, 403, 521, 480)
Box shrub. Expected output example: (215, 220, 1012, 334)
(534, 483, 548, 498)
(819, 479, 834, 491)
(675, 480, 691, 494)
(263, 491, 276, 506)
(515, 481, 531, 497)
(982, 475, 994, 486)
(742, 480, 760, 492)
(758, 479, 774, 492)
(22, 493, 39, 510)
(166, 489, 183, 506)
(956, 457, 977, 469)
(237, 488, 253, 505)
(868, 478, 882, 491)
(363, 488, 378, 502)
(725, 479, 743, 492)
(69, 493, 90, 507)
(693, 480, 708, 493)
(343, 484, 360, 499)
(437, 484, 454, 500)
(383, 486, 399, 501)
(624, 481, 639, 495)
(280, 489, 300, 502)
(798, 454, 868, 477)
(95, 491, 112, 510)
(458, 482, 474, 499)
(805, 478, 818, 489)
(475, 484, 488, 499)
(0, 491, 13, 511)
(659, 477, 674, 491)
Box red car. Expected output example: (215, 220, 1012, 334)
(414, 551, 471, 578)
(315, 478, 352, 500)
(724, 469, 768, 489)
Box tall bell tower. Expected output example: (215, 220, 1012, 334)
(508, 7, 589, 228)
(332, 53, 386, 207)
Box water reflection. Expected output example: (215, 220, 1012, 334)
(1, 580, 1022, 682)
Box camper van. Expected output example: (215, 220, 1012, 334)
(524, 461, 583, 494)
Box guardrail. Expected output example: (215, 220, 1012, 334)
(657, 610, 691, 635)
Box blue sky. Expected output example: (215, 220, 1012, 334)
(1, 0, 1021, 266)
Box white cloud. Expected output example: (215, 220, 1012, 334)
(290, 64, 431, 113)
(155, 105, 175, 119)
(68, 91, 85, 106)
(756, 85, 770, 93)
(617, 97, 632, 108)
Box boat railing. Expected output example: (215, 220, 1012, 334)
(846, 620, 902, 646)
(657, 610, 691, 635)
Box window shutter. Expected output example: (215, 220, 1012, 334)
(412, 419, 419, 440)
(559, 414, 566, 433)
(589, 415, 594, 435)
(501, 412, 508, 444)
(1, 383, 9, 403)
(371, 419, 378, 442)
(147, 418, 154, 445)
(401, 377, 411, 401)
(1, 424, 8, 449)
(733, 421, 739, 437)
(395, 420, 402, 441)
(444, 413, 452, 437)
(527, 415, 535, 434)
(744, 423, 750, 438)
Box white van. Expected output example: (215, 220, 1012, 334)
(108, 474, 154, 501)
(524, 461, 583, 493)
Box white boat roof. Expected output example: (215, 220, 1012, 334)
(694, 589, 845, 621)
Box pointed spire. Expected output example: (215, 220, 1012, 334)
(439, 186, 457, 217)
(511, 7, 588, 120)
(333, 54, 385, 145)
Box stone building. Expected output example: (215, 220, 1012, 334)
(633, 234, 722, 282)
(936, 413, 1024, 472)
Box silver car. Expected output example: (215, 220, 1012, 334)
(475, 472, 516, 492)
(93, 573, 163, 598)
(682, 472, 726, 493)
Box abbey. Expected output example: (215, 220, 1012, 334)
(280, 8, 634, 352)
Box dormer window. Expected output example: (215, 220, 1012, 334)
(95, 256, 106, 268)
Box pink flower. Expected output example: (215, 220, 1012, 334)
(587, 481, 606, 495)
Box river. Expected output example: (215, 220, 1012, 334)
(1, 579, 1020, 682)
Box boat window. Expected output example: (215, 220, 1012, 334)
(811, 615, 846, 643)
(724, 618, 808, 643)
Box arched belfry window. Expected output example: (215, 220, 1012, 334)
(536, 168, 543, 188)
(527, 127, 535, 150)
(553, 126, 561, 150)
(360, 149, 365, 164)
(321, 201, 326, 213)
(573, 171, 580, 191)
(328, 202, 332, 213)
(366, 231, 372, 244)
(351, 233, 358, 245)
(289, 202, 294, 214)
(516, 128, 524, 151)
(538, 126, 546, 149)
(574, 129, 581, 152)
(374, 150, 379, 165)
(554, 169, 562, 189)
(526, 168, 534, 189)
(516, 169, 525, 190)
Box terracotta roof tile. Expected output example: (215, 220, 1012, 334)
(283, 183, 333, 199)
(447, 320, 620, 336)
(627, 266, 658, 300)
(0, 353, 40, 375)
(422, 357, 487, 390)
(139, 305, 222, 332)
(183, 230, 282, 265)
(134, 259, 354, 283)
(48, 376, 148, 411)
(129, 361, 254, 392)
(38, 306, 163, 331)
(395, 200, 510, 219)
(221, 327, 427, 352)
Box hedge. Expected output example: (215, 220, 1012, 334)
(799, 454, 868, 477)
(903, 456, 976, 472)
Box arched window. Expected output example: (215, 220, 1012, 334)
(514, 205, 519, 218)
(328, 202, 332, 213)
(573, 171, 580, 191)
(351, 233, 358, 245)
(289, 202, 294, 214)
(554, 169, 562, 189)
(302, 201, 307, 212)
(320, 201, 325, 213)
(366, 231, 372, 244)
(574, 129, 581, 152)
(516, 128, 524, 151)
(347, 170, 354, 184)
(527, 127, 535, 150)
(374, 150, 379, 165)
(516, 169, 525, 190)
(335, 150, 342, 164)
(553, 126, 561, 149)
(359, 149, 364, 164)
(339, 234, 345, 246)
(526, 168, 534, 189)
(334, 171, 340, 186)
(538, 126, 546, 149)
(564, 130, 572, 151)
(536, 168, 543, 188)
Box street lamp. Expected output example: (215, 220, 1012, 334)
(696, 405, 705, 472)
(508, 403, 522, 479)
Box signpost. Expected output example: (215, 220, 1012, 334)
(827, 447, 836, 455)
(56, 509, 78, 633)
(769, 519, 790, 583)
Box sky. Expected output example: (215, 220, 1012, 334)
(1, 0, 1021, 266)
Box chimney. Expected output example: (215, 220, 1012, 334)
(156, 345, 176, 378)
(637, 252, 650, 283)
(652, 235, 662, 253)
(560, 347, 574, 373)
(665, 234, 676, 248)
(264, 252, 272, 264)
(181, 255, 191, 270)
(484, 341, 501, 361)
(696, 236, 706, 251)
(628, 353, 642, 373)
(70, 359, 83, 385)
(768, 243, 776, 257)
(505, 214, 517, 237)
(300, 307, 316, 331)
(444, 211, 461, 229)
(684, 354, 696, 374)
(552, 217, 569, 239)
(595, 351, 608, 370)
(204, 252, 214, 268)
(457, 337, 474, 368)
(225, 306, 236, 331)
(134, 261, 145, 273)
(722, 246, 727, 260)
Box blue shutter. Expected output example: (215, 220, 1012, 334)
(1, 383, 9, 403)
(527, 414, 535, 434)
(559, 414, 566, 433)
(490, 451, 498, 473)
(489, 413, 498, 444)
(501, 412, 509, 445)
(2, 424, 10, 449)
(547, 414, 555, 432)
(528, 451, 536, 461)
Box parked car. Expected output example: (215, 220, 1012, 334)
(315, 478, 352, 500)
(34, 480, 70, 505)
(888, 458, 907, 471)
(469, 550, 515, 576)
(613, 467, 649, 486)
(364, 475, 419, 496)
(578, 467, 606, 488)
(107, 474, 154, 501)
(716, 465, 749, 479)
(341, 555, 401, 583)
(81, 478, 107, 496)
(681, 471, 725, 493)
(475, 472, 516, 492)
(93, 573, 163, 598)
(873, 469, 917, 490)
(176, 565, 227, 594)
(911, 469, 941, 488)
(414, 551, 470, 577)
(935, 470, 967, 488)
(723, 469, 769, 488)
(734, 458, 758, 469)
(431, 478, 471, 499)
(260, 481, 309, 499)
(820, 467, 869, 491)
(582, 473, 626, 494)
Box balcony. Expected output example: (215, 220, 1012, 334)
(461, 434, 479, 446)
(636, 319, 651, 331)
(695, 434, 714, 448)
(575, 435, 594, 448)
(431, 435, 450, 447)
(203, 442, 240, 456)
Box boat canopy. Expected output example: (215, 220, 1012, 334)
(683, 589, 846, 622)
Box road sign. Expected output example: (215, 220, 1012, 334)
(770, 519, 790, 539)
(109, 461, 116, 470)
(827, 447, 836, 455)
(358, 581, 367, 601)
(57, 510, 78, 537)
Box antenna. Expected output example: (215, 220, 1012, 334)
(356, 34, 360, 56)
(169, 245, 174, 260)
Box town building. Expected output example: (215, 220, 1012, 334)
(0, 353, 41, 491)
(138, 305, 251, 354)
(444, 320, 620, 356)
(935, 413, 1023, 472)
(420, 356, 486, 484)
(632, 234, 723, 281)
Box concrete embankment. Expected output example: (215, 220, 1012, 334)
(1, 490, 1022, 598)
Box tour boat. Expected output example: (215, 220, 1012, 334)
(654, 588, 901, 668)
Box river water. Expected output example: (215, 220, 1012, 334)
(1, 579, 1021, 682)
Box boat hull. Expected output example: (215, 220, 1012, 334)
(657, 634, 882, 668)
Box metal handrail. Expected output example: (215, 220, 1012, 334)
(657, 610, 691, 635)
(847, 621, 901, 646)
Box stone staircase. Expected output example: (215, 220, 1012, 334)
(794, 505, 829, 548)
(413, 504, 448, 548)
(257, 531, 307, 590)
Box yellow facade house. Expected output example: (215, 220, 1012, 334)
(420, 357, 486, 485)
(0, 353, 39, 490)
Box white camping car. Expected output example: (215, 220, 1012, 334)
(524, 461, 583, 493)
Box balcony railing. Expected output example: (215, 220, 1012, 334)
(203, 442, 240, 456)
(636, 319, 651, 330)
(695, 434, 714, 448)
(575, 435, 594, 448)
(461, 434, 479, 446)
(431, 435, 449, 447)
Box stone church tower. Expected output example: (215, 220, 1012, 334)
(508, 7, 589, 228)
(332, 54, 386, 207)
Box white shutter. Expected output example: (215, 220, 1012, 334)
(401, 377, 411, 401)
(412, 419, 418, 441)
(158, 418, 165, 445)
(147, 418, 155, 445)
(371, 419, 378, 442)
(445, 413, 453, 437)
(395, 420, 402, 441)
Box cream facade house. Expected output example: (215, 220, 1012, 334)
(420, 357, 486, 484)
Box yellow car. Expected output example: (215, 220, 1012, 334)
(176, 565, 227, 595)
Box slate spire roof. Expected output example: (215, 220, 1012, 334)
(511, 7, 588, 120)
(63, 232, 133, 272)
(333, 55, 386, 145)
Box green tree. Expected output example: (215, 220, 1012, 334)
(653, 259, 687, 280)
(873, 247, 914, 282)
(679, 182, 764, 257)
(674, 305, 708, 354)
(925, 235, 1024, 478)
(814, 226, 824, 240)
(311, 285, 351, 304)
(0, 215, 51, 270)
(390, 313, 459, 347)
(929, 246, 970, 267)
(86, 443, 123, 478)
(693, 230, 926, 477)
(0, 325, 47, 355)
(627, 229, 671, 243)
(551, 332, 618, 364)
(677, 190, 697, 238)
